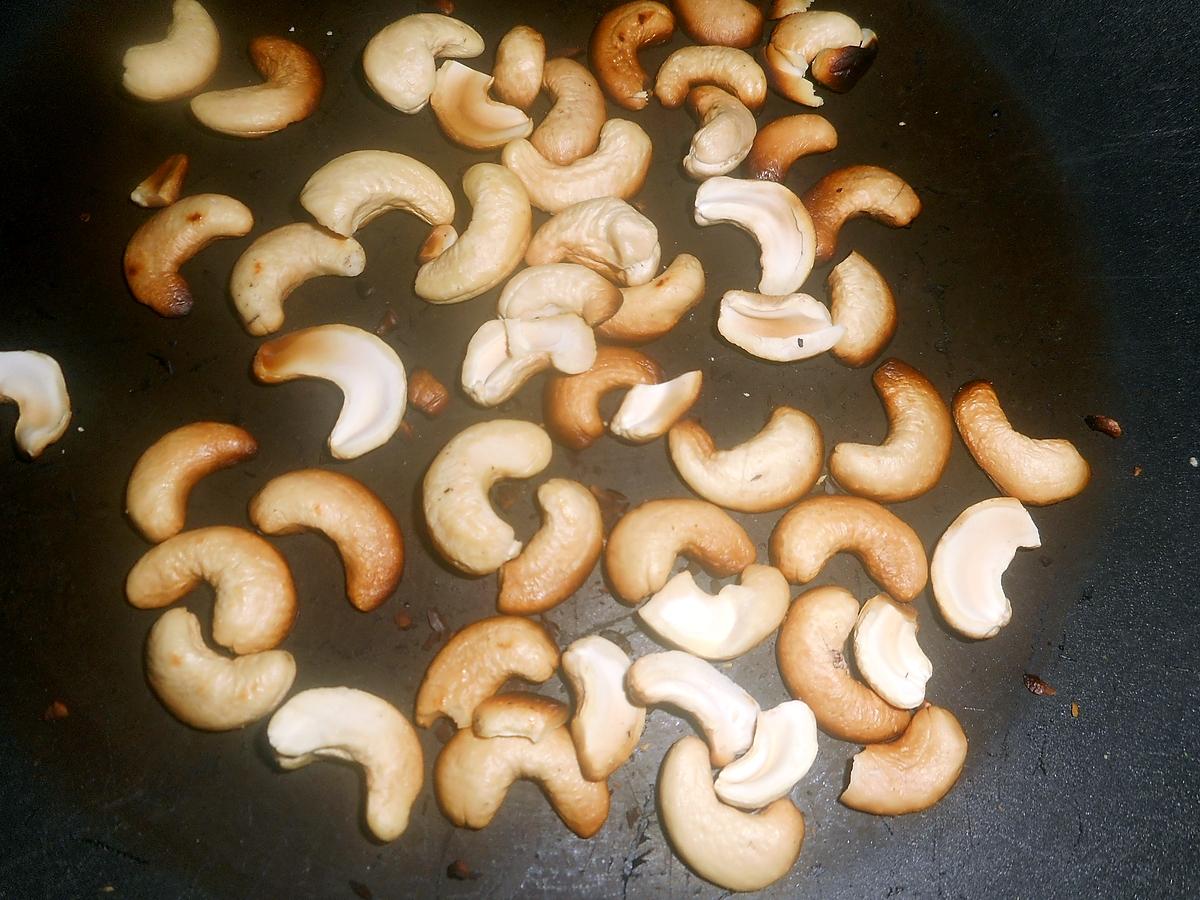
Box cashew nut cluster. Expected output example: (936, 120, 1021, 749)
(430, 61, 533, 150)
(542, 346, 662, 449)
(717, 290, 843, 362)
(526, 197, 661, 286)
(362, 13, 484, 114)
(852, 594, 933, 709)
(492, 26, 545, 109)
(803, 165, 921, 263)
(589, 1, 675, 111)
(746, 114, 838, 182)
(561, 635, 646, 781)
(596, 254, 706, 344)
(674, 0, 763, 49)
(131, 153, 189, 208)
(713, 700, 819, 810)
(828, 251, 897, 367)
(531, 57, 606, 165)
(609, 370, 703, 443)
(496, 264, 622, 326)
(766, 10, 878, 107)
(683, 86, 756, 180)
(460, 315, 597, 407)
(654, 46, 766, 110)
(0, 350, 72, 458)
(122, 0, 219, 101)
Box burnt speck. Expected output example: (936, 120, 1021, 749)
(446, 859, 479, 880)
(625, 806, 640, 828)
(348, 880, 373, 899)
(1071, 701, 1081, 718)
(43, 700, 69, 721)
(1084, 414, 1122, 438)
(1022, 673, 1057, 697)
(434, 719, 457, 744)
(79, 212, 91, 223)
(1132, 465, 1143, 477)
(373, 304, 397, 334)
(394, 610, 414, 630)
(492, 481, 522, 512)
(1039, 556, 1053, 567)
(590, 485, 630, 533)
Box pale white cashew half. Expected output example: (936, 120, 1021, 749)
(414, 163, 531, 303)
(589, 1, 676, 111)
(654, 46, 766, 110)
(930, 497, 1041, 640)
(828, 250, 896, 367)
(131, 153, 189, 208)
(122, 0, 219, 101)
(626, 650, 759, 766)
(496, 263, 622, 326)
(299, 150, 455, 238)
(460, 317, 597, 407)
(362, 13, 484, 114)
(430, 61, 533, 150)
(471, 693, 568, 742)
(767, 11, 877, 107)
(253, 324, 407, 460)
(596, 254, 706, 343)
(684, 86, 756, 180)
(422, 420, 552, 575)
(492, 25, 545, 109)
(268, 687, 424, 842)
(717, 290, 843, 362)
(531, 58, 606, 166)
(502, 118, 653, 213)
(561, 635, 646, 782)
(714, 700, 818, 810)
(230, 223, 365, 335)
(668, 406, 823, 513)
(0, 351, 71, 458)
(526, 197, 661, 285)
(638, 565, 791, 660)
(694, 177, 816, 295)
(146, 607, 295, 731)
(609, 371, 702, 443)
(658, 735, 805, 892)
(852, 594, 932, 709)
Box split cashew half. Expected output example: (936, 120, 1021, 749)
(561, 635, 646, 782)
(497, 264, 622, 326)
(122, 0, 220, 101)
(746, 114, 838, 182)
(828, 251, 897, 367)
(362, 13, 483, 114)
(766, 11, 877, 107)
(654, 46, 767, 110)
(531, 57, 606, 165)
(472, 693, 568, 743)
(526, 197, 661, 286)
(803, 165, 921, 263)
(589, 1, 675, 111)
(543, 346, 663, 450)
(460, 316, 597, 408)
(430, 61, 533, 150)
(0, 350, 71, 458)
(714, 700, 819, 810)
(717, 290, 843, 362)
(609, 370, 703, 443)
(674, 0, 763, 49)
(852, 594, 933, 709)
(131, 153, 189, 208)
(595, 253, 706, 344)
(684, 86, 756, 180)
(492, 26, 545, 109)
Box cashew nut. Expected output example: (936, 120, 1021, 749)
(430, 61, 533, 150)
(543, 346, 664, 450)
(766, 11, 876, 107)
(472, 692, 568, 742)
(714, 700, 819, 810)
(230, 223, 365, 335)
(746, 114, 838, 181)
(422, 420, 552, 575)
(561, 635, 646, 782)
(125, 526, 297, 655)
(609, 370, 703, 444)
(0, 350, 71, 458)
(802, 165, 921, 263)
(595, 254, 706, 343)
(525, 197, 661, 285)
(683, 86, 756, 180)
(362, 13, 484, 114)
(460, 317, 597, 407)
(252, 324, 407, 460)
(122, 0, 219, 101)
(674, 0, 763, 49)
(249, 469, 404, 613)
(124, 193, 253, 317)
(131, 153, 189, 208)
(125, 421, 258, 543)
(828, 250, 896, 367)
(496, 264, 622, 326)
(530, 57, 606, 165)
(654, 46, 767, 110)
(492, 25, 545, 109)
(852, 594, 932, 709)
(717, 290, 843, 362)
(589, 1, 675, 111)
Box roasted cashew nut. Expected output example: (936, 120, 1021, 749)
(460, 316, 597, 407)
(683, 86, 756, 180)
(828, 251, 897, 367)
(802, 165, 921, 263)
(430, 61, 533, 150)
(0, 350, 71, 459)
(654, 46, 767, 110)
(717, 290, 843, 362)
(609, 370, 703, 443)
(131, 153, 189, 208)
(852, 594, 932, 709)
(596, 254, 706, 344)
(746, 114, 838, 181)
(362, 13, 484, 114)
(531, 57, 606, 165)
(496, 264, 622, 326)
(589, 1, 675, 111)
(525, 197, 661, 286)
(492, 25, 545, 109)
(543, 346, 664, 450)
(122, 0, 220, 101)
(674, 0, 763, 49)
(471, 693, 568, 742)
(766, 11, 877, 107)
(561, 635, 645, 782)
(714, 700, 819, 810)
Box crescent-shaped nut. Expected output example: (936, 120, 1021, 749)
(0, 350, 71, 458)
(497, 479, 603, 616)
(422, 420, 552, 575)
(125, 422, 257, 543)
(526, 197, 661, 286)
(953, 380, 1090, 505)
(460, 317, 597, 407)
(472, 692, 569, 742)
(362, 13, 484, 114)
(609, 371, 703, 443)
(249, 469, 403, 613)
(717, 290, 843, 362)
(770, 496, 928, 602)
(828, 251, 897, 367)
(561, 636, 646, 782)
(146, 607, 295, 731)
(497, 264, 622, 326)
(122, 0, 219, 102)
(829, 358, 953, 503)
(776, 585, 912, 743)
(589, 1, 675, 111)
(668, 406, 823, 512)
(840, 705, 968, 816)
(190, 36, 323, 137)
(674, 0, 763, 49)
(694, 177, 816, 295)
(684, 86, 756, 180)
(637, 565, 791, 660)
(766, 11, 876, 107)
(430, 61, 533, 150)
(414, 163, 531, 304)
(131, 153, 189, 208)
(124, 193, 254, 318)
(502, 118, 653, 213)
(746, 114, 838, 181)
(299, 150, 455, 238)
(930, 497, 1041, 640)
(230, 223, 365, 335)
(627, 651, 759, 766)
(268, 687, 424, 842)
(543, 346, 664, 450)
(492, 26, 545, 109)
(125, 526, 297, 655)
(714, 701, 819, 810)
(659, 735, 805, 892)
(654, 46, 767, 110)
(852, 594, 933, 709)
(596, 254, 706, 343)
(802, 165, 921, 263)
(252, 324, 407, 460)
(530, 57, 606, 165)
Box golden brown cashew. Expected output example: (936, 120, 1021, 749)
(776, 585, 912, 743)
(589, 1, 675, 111)
(124, 194, 254, 317)
(674, 0, 763, 49)
(0, 351, 72, 459)
(131, 153, 189, 208)
(561, 635, 645, 781)
(543, 346, 664, 450)
(122, 0, 220, 101)
(497, 264, 623, 326)
(126, 422, 258, 543)
(684, 86, 756, 180)
(249, 469, 403, 613)
(596, 254, 706, 343)
(746, 114, 838, 182)
(802, 165, 921, 263)
(953, 380, 1090, 505)
(531, 57, 606, 165)
(766, 10, 877, 107)
(430, 61, 533, 150)
(605, 498, 756, 603)
(828, 251, 896, 367)
(655, 46, 767, 110)
(829, 359, 953, 503)
(361, 13, 484, 114)
(472, 692, 568, 742)
(525, 197, 661, 286)
(493, 26, 545, 109)
(126, 526, 297, 655)
(770, 496, 928, 602)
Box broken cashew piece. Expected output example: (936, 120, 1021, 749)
(362, 13, 483, 114)
(430, 61, 533, 150)
(561, 636, 646, 782)
(609, 371, 702, 444)
(543, 346, 664, 450)
(746, 114, 837, 181)
(717, 290, 843, 362)
(828, 251, 897, 367)
(131, 153, 189, 208)
(684, 86, 756, 180)
(122, 0, 220, 101)
(531, 57, 606, 165)
(766, 11, 877, 107)
(596, 254, 706, 344)
(472, 693, 568, 743)
(852, 594, 932, 709)
(589, 1, 675, 111)
(674, 0, 763, 49)
(654, 46, 767, 110)
(803, 165, 921, 263)
(0, 351, 72, 459)
(714, 700, 819, 810)
(526, 197, 661, 286)
(497, 264, 622, 326)
(492, 25, 545, 109)
(460, 316, 597, 407)
(768, 0, 815, 17)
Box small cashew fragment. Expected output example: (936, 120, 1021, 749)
(253, 325, 407, 460)
(190, 36, 323, 137)
(531, 57, 606, 165)
(230, 223, 365, 335)
(430, 61, 533, 150)
(766, 11, 877, 107)
(674, 0, 763, 48)
(146, 607, 295, 731)
(126, 422, 258, 543)
(746, 114, 838, 182)
(589, 1, 675, 111)
(828, 251, 897, 367)
(852, 594, 932, 709)
(526, 197, 661, 286)
(502, 118, 653, 213)
(606, 498, 756, 603)
(417, 223, 459, 263)
(249, 469, 403, 613)
(802, 165, 921, 263)
(497, 264, 622, 326)
(122, 0, 220, 101)
(492, 25, 545, 109)
(654, 46, 767, 110)
(777, 585, 912, 743)
(268, 687, 424, 842)
(422, 420, 552, 575)
(596, 254, 706, 344)
(543, 346, 663, 450)
(717, 290, 843, 362)
(0, 351, 71, 458)
(714, 700, 818, 810)
(668, 406, 823, 512)
(362, 13, 484, 114)
(694, 177, 816, 295)
(460, 317, 597, 407)
(124, 194, 254, 317)
(841, 705, 968, 816)
(610, 371, 703, 443)
(767, 0, 814, 16)
(472, 693, 568, 742)
(131, 153, 189, 207)
(770, 496, 928, 602)
(684, 86, 756, 180)
(125, 526, 297, 655)
(829, 358, 953, 503)
(953, 380, 1090, 505)
(930, 497, 1041, 640)
(561, 636, 646, 782)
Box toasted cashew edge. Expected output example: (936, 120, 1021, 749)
(131, 153, 189, 208)
(596, 254, 706, 343)
(589, 1, 675, 111)
(561, 635, 646, 782)
(0, 350, 72, 459)
(713, 700, 819, 810)
(802, 165, 921, 263)
(526, 197, 661, 286)
(828, 250, 897, 367)
(471, 692, 568, 742)
(766, 11, 876, 107)
(492, 25, 546, 109)
(362, 13, 484, 114)
(122, 0, 220, 102)
(654, 46, 767, 110)
(746, 114, 837, 182)
(543, 346, 664, 450)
